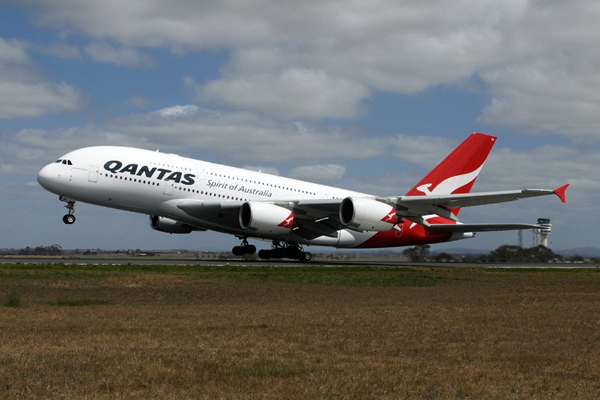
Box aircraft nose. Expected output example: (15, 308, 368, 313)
(37, 163, 58, 192)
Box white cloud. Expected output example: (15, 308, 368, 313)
(198, 69, 370, 120)
(41, 42, 81, 59)
(242, 166, 281, 176)
(1, 108, 385, 174)
(84, 41, 153, 69)
(153, 105, 199, 118)
(128, 93, 155, 108)
(390, 134, 459, 168)
(17, 1, 600, 137)
(0, 38, 30, 64)
(288, 164, 346, 184)
(478, 60, 600, 140)
(0, 39, 84, 119)
(0, 81, 83, 120)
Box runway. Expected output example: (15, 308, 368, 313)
(1, 256, 597, 268)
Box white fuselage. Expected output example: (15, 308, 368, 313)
(37, 146, 394, 248)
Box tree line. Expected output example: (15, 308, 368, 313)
(404, 244, 589, 263)
(18, 245, 63, 256)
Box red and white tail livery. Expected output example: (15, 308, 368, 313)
(37, 133, 568, 261)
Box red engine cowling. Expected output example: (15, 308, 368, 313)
(149, 215, 198, 234)
(239, 202, 294, 235)
(339, 197, 396, 232)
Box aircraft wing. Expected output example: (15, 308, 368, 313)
(382, 185, 568, 222)
(173, 185, 567, 237)
(174, 198, 346, 240)
(176, 200, 244, 230)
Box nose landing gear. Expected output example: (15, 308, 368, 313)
(60, 196, 76, 225)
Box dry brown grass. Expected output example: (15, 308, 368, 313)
(1, 266, 600, 399)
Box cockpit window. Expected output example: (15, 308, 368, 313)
(55, 159, 62, 163)
(57, 159, 73, 165)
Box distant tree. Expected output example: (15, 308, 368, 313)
(488, 245, 562, 263)
(18, 246, 32, 255)
(528, 245, 562, 263)
(48, 244, 62, 256)
(403, 244, 431, 262)
(435, 252, 453, 262)
(487, 245, 525, 262)
(19, 245, 62, 256)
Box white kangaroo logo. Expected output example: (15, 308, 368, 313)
(416, 164, 484, 196)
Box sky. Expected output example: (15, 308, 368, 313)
(1, 0, 599, 253)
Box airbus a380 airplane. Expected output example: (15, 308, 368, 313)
(37, 133, 568, 261)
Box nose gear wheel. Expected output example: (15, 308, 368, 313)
(60, 196, 76, 225)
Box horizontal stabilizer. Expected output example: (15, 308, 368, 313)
(427, 223, 546, 233)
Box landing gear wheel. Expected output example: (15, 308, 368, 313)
(299, 251, 312, 262)
(60, 196, 76, 225)
(232, 246, 245, 256)
(258, 249, 271, 259)
(232, 239, 257, 256)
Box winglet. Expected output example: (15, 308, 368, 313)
(553, 184, 569, 203)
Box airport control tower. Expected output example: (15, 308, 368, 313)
(535, 218, 552, 247)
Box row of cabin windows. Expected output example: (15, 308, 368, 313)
(107, 174, 159, 186)
(149, 160, 192, 171)
(104, 171, 319, 200)
(207, 171, 316, 195)
(105, 173, 251, 201)
(176, 186, 247, 201)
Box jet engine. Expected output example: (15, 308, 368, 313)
(239, 202, 294, 235)
(149, 215, 199, 234)
(339, 197, 397, 232)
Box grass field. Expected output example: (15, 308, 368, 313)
(1, 263, 599, 399)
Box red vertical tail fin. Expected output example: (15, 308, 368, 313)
(405, 133, 496, 214)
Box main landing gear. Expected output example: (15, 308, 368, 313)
(232, 238, 256, 256)
(60, 196, 76, 225)
(258, 241, 312, 262)
(232, 239, 312, 262)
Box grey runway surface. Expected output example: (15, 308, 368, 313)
(2, 256, 597, 268)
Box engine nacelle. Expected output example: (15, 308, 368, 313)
(239, 202, 294, 235)
(149, 215, 198, 234)
(339, 197, 397, 232)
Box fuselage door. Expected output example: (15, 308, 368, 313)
(196, 164, 206, 181)
(163, 182, 173, 196)
(88, 166, 99, 183)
